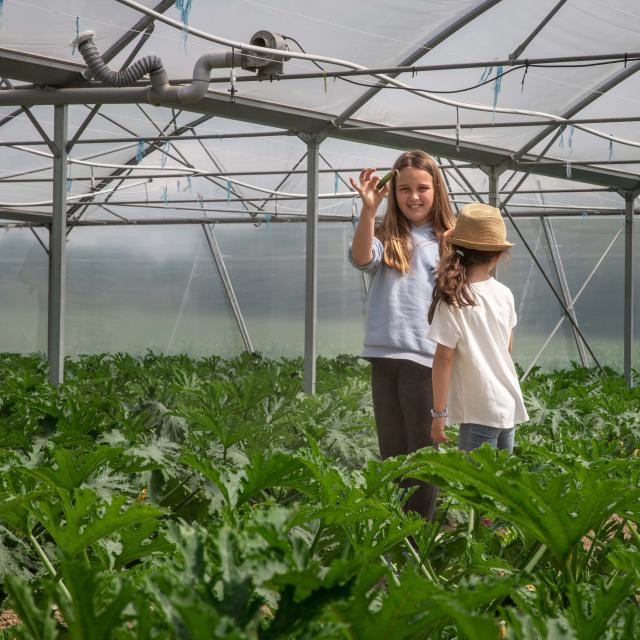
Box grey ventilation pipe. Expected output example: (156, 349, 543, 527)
(72, 31, 289, 107)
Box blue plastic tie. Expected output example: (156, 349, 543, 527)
(558, 125, 565, 149)
(334, 172, 339, 194)
(162, 185, 168, 205)
(71, 17, 80, 55)
(492, 65, 503, 110)
(135, 139, 144, 162)
(160, 141, 171, 168)
(175, 0, 193, 50)
(479, 65, 493, 83)
(197, 193, 204, 211)
(566, 160, 572, 178)
(186, 175, 192, 191)
(66, 177, 72, 192)
(264, 213, 272, 229)
(226, 179, 231, 204)
(567, 125, 575, 150)
(608, 137, 614, 161)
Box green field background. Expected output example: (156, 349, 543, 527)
(0, 218, 638, 372)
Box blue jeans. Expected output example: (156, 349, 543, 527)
(458, 423, 515, 453)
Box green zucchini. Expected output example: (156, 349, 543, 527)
(375, 168, 399, 191)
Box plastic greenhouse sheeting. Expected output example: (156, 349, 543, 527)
(0, 0, 637, 375)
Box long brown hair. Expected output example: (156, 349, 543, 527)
(376, 150, 454, 273)
(427, 247, 503, 323)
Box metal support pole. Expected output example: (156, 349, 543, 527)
(48, 105, 68, 385)
(201, 223, 254, 353)
(540, 217, 589, 366)
(301, 134, 321, 394)
(486, 166, 501, 208)
(624, 193, 635, 387)
(486, 166, 501, 278)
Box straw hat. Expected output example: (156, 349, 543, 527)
(449, 203, 514, 251)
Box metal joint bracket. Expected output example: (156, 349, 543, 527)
(617, 188, 640, 201)
(297, 132, 327, 145)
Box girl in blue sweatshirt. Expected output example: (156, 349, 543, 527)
(348, 150, 455, 520)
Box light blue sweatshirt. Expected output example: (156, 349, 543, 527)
(348, 224, 440, 367)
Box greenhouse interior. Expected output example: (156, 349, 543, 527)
(0, 1, 639, 637)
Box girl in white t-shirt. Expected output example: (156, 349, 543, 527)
(426, 203, 528, 452)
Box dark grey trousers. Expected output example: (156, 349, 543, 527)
(369, 357, 439, 521)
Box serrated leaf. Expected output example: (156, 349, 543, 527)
(53, 557, 133, 640)
(0, 490, 52, 535)
(352, 570, 518, 640)
(236, 451, 311, 506)
(35, 488, 164, 557)
(408, 447, 638, 565)
(567, 575, 637, 640)
(24, 447, 125, 493)
(180, 453, 244, 509)
(114, 519, 174, 569)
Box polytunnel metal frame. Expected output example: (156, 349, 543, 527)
(0, 0, 637, 391)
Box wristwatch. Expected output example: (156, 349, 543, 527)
(430, 407, 448, 418)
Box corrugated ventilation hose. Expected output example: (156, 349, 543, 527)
(75, 32, 165, 87)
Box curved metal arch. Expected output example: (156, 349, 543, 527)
(331, 0, 505, 127)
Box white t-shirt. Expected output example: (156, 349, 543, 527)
(427, 277, 529, 429)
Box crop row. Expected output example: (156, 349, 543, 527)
(0, 353, 638, 638)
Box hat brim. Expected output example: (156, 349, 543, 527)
(451, 238, 514, 251)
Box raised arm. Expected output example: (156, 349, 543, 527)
(349, 168, 389, 267)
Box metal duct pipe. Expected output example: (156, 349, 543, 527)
(71, 30, 287, 107)
(168, 50, 236, 106)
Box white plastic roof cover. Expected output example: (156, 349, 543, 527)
(0, 0, 638, 216)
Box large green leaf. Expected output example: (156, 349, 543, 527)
(180, 452, 244, 509)
(408, 447, 638, 566)
(566, 575, 637, 640)
(113, 519, 174, 569)
(0, 490, 52, 535)
(53, 557, 135, 640)
(23, 447, 126, 493)
(236, 451, 312, 506)
(34, 488, 164, 557)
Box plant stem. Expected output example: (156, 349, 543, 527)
(605, 568, 620, 589)
(308, 521, 324, 558)
(379, 554, 401, 587)
(466, 507, 475, 550)
(403, 537, 438, 584)
(524, 543, 547, 573)
(158, 473, 195, 506)
(565, 552, 576, 583)
(171, 487, 202, 513)
(625, 519, 640, 547)
(28, 533, 72, 601)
